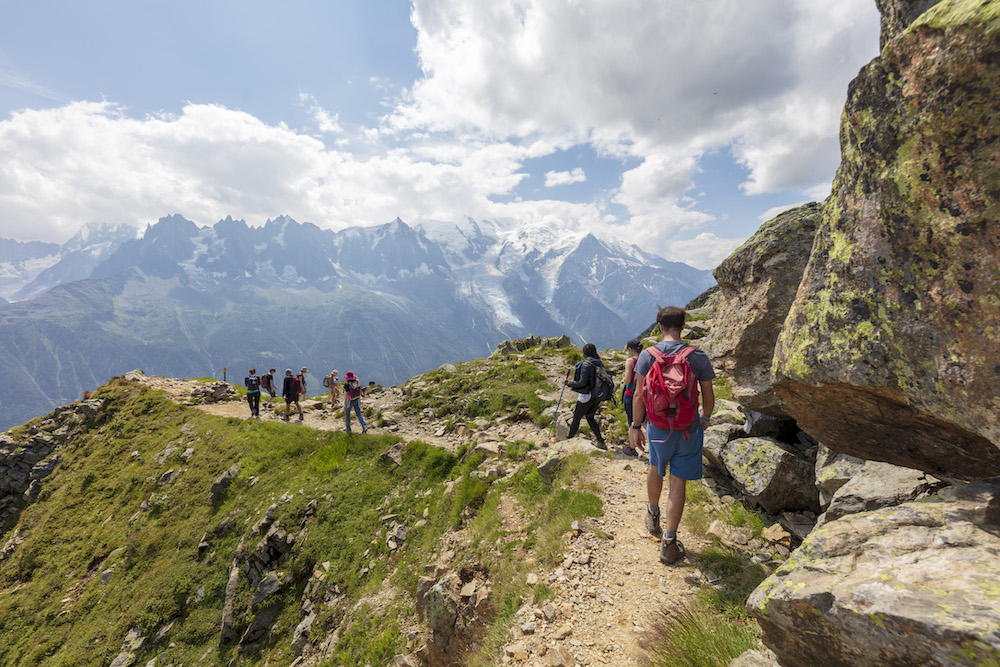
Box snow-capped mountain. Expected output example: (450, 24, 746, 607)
(0, 214, 715, 431)
(0, 223, 138, 302)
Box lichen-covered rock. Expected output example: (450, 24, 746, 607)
(748, 477, 1000, 667)
(816, 459, 944, 527)
(773, 1, 1000, 481)
(875, 0, 944, 46)
(721, 437, 820, 514)
(710, 203, 822, 417)
(814, 444, 865, 510)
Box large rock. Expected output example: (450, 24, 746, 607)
(721, 437, 819, 514)
(817, 459, 944, 527)
(748, 477, 1000, 666)
(772, 1, 1000, 482)
(710, 203, 822, 418)
(813, 444, 865, 510)
(875, 0, 944, 46)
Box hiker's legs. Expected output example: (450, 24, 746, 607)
(647, 465, 663, 508)
(352, 400, 367, 430)
(583, 400, 603, 444)
(345, 400, 353, 430)
(664, 475, 687, 533)
(566, 400, 588, 438)
(249, 392, 260, 415)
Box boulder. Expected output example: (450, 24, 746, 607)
(702, 424, 742, 470)
(722, 437, 819, 514)
(210, 464, 239, 503)
(816, 459, 945, 527)
(772, 1, 1000, 482)
(814, 444, 866, 510)
(748, 477, 1000, 666)
(875, 0, 944, 46)
(711, 203, 823, 418)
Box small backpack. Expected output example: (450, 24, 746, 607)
(346, 379, 363, 400)
(290, 376, 302, 397)
(592, 364, 615, 403)
(245, 375, 260, 392)
(322, 375, 331, 388)
(642, 345, 700, 435)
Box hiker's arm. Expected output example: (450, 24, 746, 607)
(630, 374, 647, 451)
(623, 357, 635, 386)
(700, 380, 715, 424)
(566, 364, 591, 390)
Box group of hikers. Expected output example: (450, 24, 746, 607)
(242, 366, 368, 432)
(238, 305, 713, 568)
(564, 305, 715, 567)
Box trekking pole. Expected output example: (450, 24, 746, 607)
(550, 368, 573, 441)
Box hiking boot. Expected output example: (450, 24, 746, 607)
(298, 415, 304, 422)
(594, 439, 607, 450)
(621, 445, 638, 457)
(361, 426, 368, 433)
(660, 538, 685, 565)
(644, 508, 662, 536)
(282, 414, 289, 422)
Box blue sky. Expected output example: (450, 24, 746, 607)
(0, 0, 880, 269)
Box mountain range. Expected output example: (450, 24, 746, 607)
(0, 215, 715, 430)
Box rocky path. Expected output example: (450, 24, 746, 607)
(139, 366, 710, 666)
(497, 461, 709, 666)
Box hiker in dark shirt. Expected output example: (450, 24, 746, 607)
(564, 343, 607, 450)
(282, 369, 303, 422)
(244, 368, 261, 418)
(620, 338, 642, 457)
(343, 371, 368, 433)
(261, 368, 277, 408)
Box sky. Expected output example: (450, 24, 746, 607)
(0, 0, 881, 270)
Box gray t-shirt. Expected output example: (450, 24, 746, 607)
(634, 341, 715, 382)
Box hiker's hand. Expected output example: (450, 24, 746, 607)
(630, 426, 645, 452)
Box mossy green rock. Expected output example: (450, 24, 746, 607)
(721, 437, 820, 514)
(773, 0, 1000, 481)
(712, 203, 823, 417)
(747, 477, 1000, 666)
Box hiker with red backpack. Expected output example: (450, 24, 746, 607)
(343, 371, 368, 433)
(564, 343, 611, 450)
(282, 368, 304, 422)
(630, 306, 715, 565)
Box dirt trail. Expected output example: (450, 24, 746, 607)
(140, 361, 708, 665)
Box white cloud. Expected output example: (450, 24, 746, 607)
(544, 167, 585, 187)
(758, 201, 811, 222)
(398, 0, 878, 194)
(664, 233, 746, 271)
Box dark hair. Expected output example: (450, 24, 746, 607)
(581, 343, 599, 359)
(626, 338, 642, 352)
(657, 305, 686, 332)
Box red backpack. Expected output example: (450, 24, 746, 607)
(642, 345, 700, 435)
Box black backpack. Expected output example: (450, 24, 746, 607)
(346, 379, 363, 400)
(245, 375, 260, 392)
(592, 364, 615, 403)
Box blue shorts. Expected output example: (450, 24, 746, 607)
(647, 420, 704, 481)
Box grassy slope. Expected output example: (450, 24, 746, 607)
(0, 374, 605, 666)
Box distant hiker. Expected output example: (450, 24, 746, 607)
(620, 338, 642, 457)
(343, 371, 367, 433)
(282, 369, 304, 422)
(298, 366, 309, 400)
(564, 343, 608, 450)
(261, 368, 277, 407)
(323, 370, 341, 408)
(244, 368, 261, 418)
(630, 306, 715, 566)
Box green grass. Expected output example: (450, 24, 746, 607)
(0, 374, 613, 667)
(645, 606, 760, 667)
(402, 357, 554, 423)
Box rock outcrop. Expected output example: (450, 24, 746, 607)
(710, 203, 823, 417)
(748, 477, 1000, 666)
(772, 0, 1000, 481)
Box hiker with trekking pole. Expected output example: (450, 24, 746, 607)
(564, 343, 612, 450)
